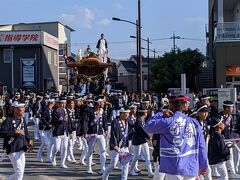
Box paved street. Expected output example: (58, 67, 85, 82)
(0, 125, 152, 180)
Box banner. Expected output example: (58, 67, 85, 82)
(21, 58, 36, 87)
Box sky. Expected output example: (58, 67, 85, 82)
(0, 0, 208, 59)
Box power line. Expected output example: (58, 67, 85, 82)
(72, 40, 136, 46)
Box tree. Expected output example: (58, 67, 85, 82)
(150, 48, 205, 93)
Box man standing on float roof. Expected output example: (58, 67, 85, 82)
(144, 95, 208, 180)
(96, 33, 108, 63)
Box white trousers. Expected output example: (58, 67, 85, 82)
(234, 141, 240, 172)
(7, 151, 25, 180)
(46, 131, 54, 161)
(105, 126, 111, 154)
(210, 162, 228, 180)
(37, 130, 52, 161)
(80, 136, 88, 163)
(86, 134, 106, 172)
(52, 134, 69, 166)
(102, 148, 129, 180)
(130, 143, 153, 174)
(24, 112, 29, 125)
(153, 163, 165, 180)
(165, 174, 195, 180)
(33, 117, 40, 140)
(67, 131, 76, 161)
(227, 147, 236, 174)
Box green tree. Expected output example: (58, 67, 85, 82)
(150, 48, 205, 93)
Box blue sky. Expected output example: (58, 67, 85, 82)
(0, 0, 208, 59)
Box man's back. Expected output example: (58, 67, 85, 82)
(144, 111, 208, 176)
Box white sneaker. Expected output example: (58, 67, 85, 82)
(80, 161, 87, 166)
(135, 168, 141, 173)
(51, 159, 56, 166)
(130, 171, 138, 176)
(37, 156, 43, 162)
(148, 172, 154, 178)
(87, 170, 93, 174)
(60, 164, 68, 169)
(230, 173, 240, 179)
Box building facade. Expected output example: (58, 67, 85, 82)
(0, 22, 74, 92)
(209, 0, 240, 92)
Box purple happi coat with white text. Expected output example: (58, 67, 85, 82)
(144, 111, 208, 176)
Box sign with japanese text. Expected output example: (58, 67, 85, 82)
(226, 66, 240, 76)
(0, 31, 41, 45)
(21, 58, 36, 87)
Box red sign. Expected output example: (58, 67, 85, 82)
(0, 31, 41, 45)
(226, 66, 240, 76)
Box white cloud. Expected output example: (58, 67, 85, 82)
(98, 18, 111, 26)
(185, 16, 207, 24)
(115, 2, 123, 10)
(61, 6, 95, 29)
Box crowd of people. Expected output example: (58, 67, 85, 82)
(0, 89, 240, 180)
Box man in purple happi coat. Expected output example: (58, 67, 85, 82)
(144, 95, 208, 180)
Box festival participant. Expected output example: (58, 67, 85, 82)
(219, 100, 240, 178)
(51, 96, 70, 168)
(85, 97, 108, 174)
(96, 33, 108, 63)
(102, 107, 131, 180)
(129, 109, 154, 177)
(32, 96, 43, 140)
(208, 116, 232, 180)
(23, 94, 31, 125)
(128, 103, 138, 153)
(37, 98, 55, 162)
(195, 104, 212, 180)
(144, 95, 208, 180)
(0, 101, 33, 180)
(66, 98, 77, 163)
(75, 97, 88, 165)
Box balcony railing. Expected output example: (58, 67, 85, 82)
(215, 22, 240, 41)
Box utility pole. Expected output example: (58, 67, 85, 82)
(138, 0, 142, 96)
(147, 37, 150, 91)
(170, 33, 182, 53)
(136, 20, 139, 93)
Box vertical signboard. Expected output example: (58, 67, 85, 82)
(21, 58, 36, 87)
(218, 88, 231, 110)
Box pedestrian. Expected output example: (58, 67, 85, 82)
(0, 101, 33, 180)
(51, 96, 70, 168)
(144, 95, 208, 180)
(208, 116, 232, 180)
(37, 98, 55, 162)
(85, 97, 108, 174)
(102, 107, 131, 180)
(129, 109, 154, 177)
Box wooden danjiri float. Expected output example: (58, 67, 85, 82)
(64, 52, 112, 93)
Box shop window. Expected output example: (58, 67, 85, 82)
(59, 68, 66, 73)
(59, 49, 64, 56)
(3, 49, 11, 63)
(144, 75, 147, 80)
(226, 76, 233, 82)
(235, 76, 240, 81)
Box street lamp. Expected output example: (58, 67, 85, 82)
(112, 17, 142, 94)
(112, 1, 142, 95)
